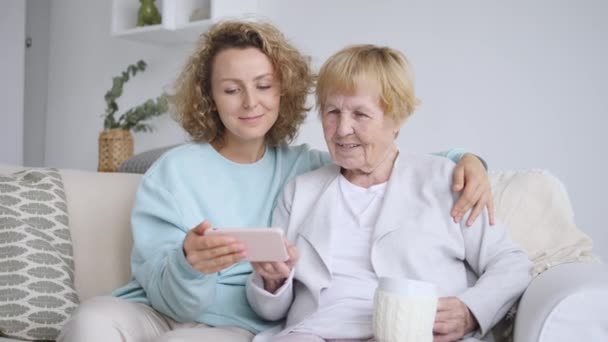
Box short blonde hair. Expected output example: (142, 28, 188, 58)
(170, 20, 313, 146)
(316, 44, 419, 125)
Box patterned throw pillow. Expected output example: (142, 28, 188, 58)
(0, 169, 79, 341)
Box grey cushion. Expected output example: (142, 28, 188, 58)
(0, 169, 78, 341)
(117, 145, 179, 174)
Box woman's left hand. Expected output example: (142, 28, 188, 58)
(451, 153, 495, 227)
(433, 296, 478, 342)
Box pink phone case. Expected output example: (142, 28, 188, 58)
(206, 227, 289, 262)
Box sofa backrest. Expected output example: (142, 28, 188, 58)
(1, 165, 595, 305)
(60, 169, 141, 301)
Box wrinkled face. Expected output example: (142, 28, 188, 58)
(211, 47, 280, 146)
(321, 85, 398, 173)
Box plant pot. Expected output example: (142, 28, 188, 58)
(98, 129, 134, 172)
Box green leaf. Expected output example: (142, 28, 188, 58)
(110, 78, 124, 96)
(133, 123, 154, 133)
(101, 60, 167, 132)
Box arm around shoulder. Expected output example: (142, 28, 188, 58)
(434, 148, 488, 169)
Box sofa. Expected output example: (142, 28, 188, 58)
(0, 164, 607, 342)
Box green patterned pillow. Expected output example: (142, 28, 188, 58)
(0, 169, 79, 341)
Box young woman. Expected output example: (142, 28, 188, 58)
(58, 21, 493, 342)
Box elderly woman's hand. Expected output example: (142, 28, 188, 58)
(251, 240, 299, 293)
(433, 297, 478, 342)
(451, 153, 495, 227)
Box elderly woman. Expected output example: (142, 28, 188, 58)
(246, 45, 532, 342)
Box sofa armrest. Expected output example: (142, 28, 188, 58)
(514, 262, 608, 342)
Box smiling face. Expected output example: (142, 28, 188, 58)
(321, 83, 399, 174)
(211, 47, 280, 147)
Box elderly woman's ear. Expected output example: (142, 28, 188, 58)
(450, 153, 495, 227)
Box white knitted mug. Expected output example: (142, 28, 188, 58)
(372, 277, 438, 342)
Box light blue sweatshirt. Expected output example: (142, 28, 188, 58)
(113, 143, 468, 333)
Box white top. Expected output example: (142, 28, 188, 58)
(292, 175, 386, 338)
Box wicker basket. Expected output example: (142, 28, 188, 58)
(97, 129, 134, 172)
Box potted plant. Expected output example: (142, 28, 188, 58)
(98, 60, 168, 172)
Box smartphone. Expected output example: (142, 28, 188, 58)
(206, 227, 289, 262)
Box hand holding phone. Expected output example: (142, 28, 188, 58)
(250, 240, 299, 293)
(205, 227, 289, 262)
(183, 221, 246, 274)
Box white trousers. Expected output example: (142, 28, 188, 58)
(57, 296, 254, 342)
(272, 334, 373, 341)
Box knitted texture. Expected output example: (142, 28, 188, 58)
(372, 290, 437, 342)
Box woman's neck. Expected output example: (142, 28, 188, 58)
(212, 138, 266, 164)
(342, 145, 399, 188)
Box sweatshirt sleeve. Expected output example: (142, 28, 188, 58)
(456, 213, 533, 337)
(246, 269, 295, 321)
(433, 148, 488, 169)
(129, 175, 217, 322)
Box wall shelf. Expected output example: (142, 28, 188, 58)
(111, 0, 258, 45)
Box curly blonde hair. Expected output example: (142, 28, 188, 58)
(170, 20, 313, 146)
(316, 44, 419, 126)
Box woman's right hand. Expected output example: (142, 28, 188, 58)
(251, 240, 299, 293)
(183, 220, 246, 274)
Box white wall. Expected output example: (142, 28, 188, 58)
(41, 0, 608, 259)
(0, 0, 25, 165)
(44, 0, 189, 171)
(260, 0, 608, 260)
